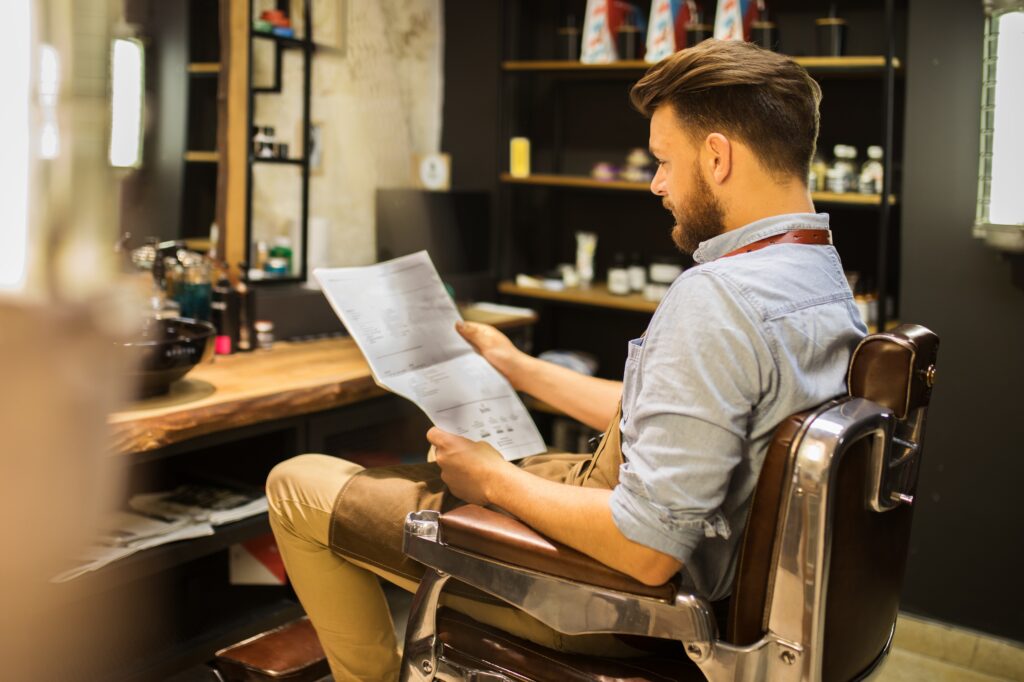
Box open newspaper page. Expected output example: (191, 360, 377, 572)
(314, 251, 545, 460)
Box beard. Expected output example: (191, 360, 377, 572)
(665, 164, 727, 255)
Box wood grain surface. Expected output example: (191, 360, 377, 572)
(109, 307, 536, 456)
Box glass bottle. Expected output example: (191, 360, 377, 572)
(858, 145, 884, 195)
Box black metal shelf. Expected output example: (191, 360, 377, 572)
(246, 2, 316, 284)
(251, 156, 306, 165)
(58, 513, 272, 598)
(251, 30, 308, 50)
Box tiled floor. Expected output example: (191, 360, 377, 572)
(875, 614, 1024, 682)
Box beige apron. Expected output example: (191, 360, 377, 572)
(328, 404, 625, 586)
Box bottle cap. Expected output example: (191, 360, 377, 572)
(868, 145, 884, 159)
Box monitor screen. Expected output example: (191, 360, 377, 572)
(375, 189, 491, 279)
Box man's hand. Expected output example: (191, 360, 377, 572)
(426, 426, 514, 506)
(456, 321, 527, 388)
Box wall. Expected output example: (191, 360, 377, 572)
(899, 0, 1024, 642)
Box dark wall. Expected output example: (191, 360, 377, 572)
(899, 0, 1024, 642)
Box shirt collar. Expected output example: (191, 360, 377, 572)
(692, 213, 831, 264)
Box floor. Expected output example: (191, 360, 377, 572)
(381, 586, 1024, 681)
(168, 589, 1023, 680)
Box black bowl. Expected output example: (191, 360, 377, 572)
(124, 317, 216, 399)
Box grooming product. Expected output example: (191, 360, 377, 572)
(234, 265, 257, 352)
(575, 231, 598, 289)
(270, 236, 293, 272)
(276, 142, 289, 159)
(815, 16, 847, 56)
(607, 252, 630, 295)
(648, 257, 683, 285)
(559, 263, 580, 288)
(751, 20, 777, 50)
(509, 137, 531, 178)
(558, 16, 580, 60)
(809, 152, 828, 192)
(255, 320, 275, 350)
(617, 24, 642, 60)
(827, 145, 858, 193)
(211, 275, 239, 355)
(254, 126, 276, 158)
(628, 252, 646, 292)
(859, 145, 885, 195)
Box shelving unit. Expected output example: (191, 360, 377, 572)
(179, 0, 222, 241)
(500, 172, 897, 206)
(498, 281, 659, 313)
(502, 55, 902, 73)
(245, 1, 316, 282)
(496, 0, 907, 375)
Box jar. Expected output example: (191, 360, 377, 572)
(255, 320, 275, 349)
(628, 253, 646, 292)
(607, 253, 630, 295)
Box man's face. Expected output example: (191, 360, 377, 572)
(649, 106, 727, 255)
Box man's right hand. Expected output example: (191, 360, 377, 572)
(456, 321, 527, 388)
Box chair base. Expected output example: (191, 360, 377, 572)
(436, 608, 706, 682)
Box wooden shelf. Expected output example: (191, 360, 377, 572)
(60, 513, 272, 597)
(251, 31, 308, 49)
(184, 150, 220, 163)
(502, 56, 900, 74)
(502, 172, 648, 191)
(499, 280, 659, 314)
(500, 173, 895, 206)
(187, 62, 221, 74)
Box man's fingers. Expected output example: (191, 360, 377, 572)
(426, 426, 469, 449)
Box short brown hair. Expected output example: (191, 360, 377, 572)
(630, 39, 822, 181)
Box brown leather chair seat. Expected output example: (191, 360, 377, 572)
(438, 608, 705, 682)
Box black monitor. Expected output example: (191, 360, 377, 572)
(375, 189, 492, 298)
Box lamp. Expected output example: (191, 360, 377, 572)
(109, 37, 144, 168)
(974, 0, 1024, 252)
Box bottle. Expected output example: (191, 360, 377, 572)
(858, 145, 884, 195)
(809, 152, 828, 192)
(211, 274, 240, 355)
(270, 236, 293, 272)
(234, 264, 257, 352)
(827, 145, 858, 193)
(627, 252, 646, 292)
(607, 252, 630, 295)
(575, 231, 597, 289)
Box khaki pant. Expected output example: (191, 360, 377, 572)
(266, 453, 640, 682)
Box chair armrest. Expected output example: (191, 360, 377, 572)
(403, 507, 717, 646)
(440, 504, 677, 601)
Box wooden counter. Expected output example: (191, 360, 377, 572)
(109, 305, 537, 456)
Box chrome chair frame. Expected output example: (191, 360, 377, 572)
(400, 396, 921, 682)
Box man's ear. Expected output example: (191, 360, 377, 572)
(704, 133, 732, 185)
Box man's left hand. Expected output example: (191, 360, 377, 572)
(426, 427, 511, 505)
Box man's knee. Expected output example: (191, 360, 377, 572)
(266, 454, 362, 518)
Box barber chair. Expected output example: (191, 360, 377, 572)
(399, 325, 939, 682)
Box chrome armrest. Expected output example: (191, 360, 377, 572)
(400, 509, 717, 682)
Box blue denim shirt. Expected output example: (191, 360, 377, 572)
(609, 213, 866, 600)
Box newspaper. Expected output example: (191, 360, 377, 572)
(52, 485, 267, 583)
(314, 251, 546, 461)
(129, 484, 268, 526)
(51, 511, 214, 583)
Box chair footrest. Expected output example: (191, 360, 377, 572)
(212, 616, 330, 682)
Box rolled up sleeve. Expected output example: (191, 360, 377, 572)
(609, 272, 773, 564)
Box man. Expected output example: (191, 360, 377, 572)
(267, 39, 866, 680)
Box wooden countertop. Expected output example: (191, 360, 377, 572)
(109, 305, 536, 456)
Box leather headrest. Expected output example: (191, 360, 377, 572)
(847, 324, 939, 419)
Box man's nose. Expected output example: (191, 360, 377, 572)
(650, 165, 667, 196)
